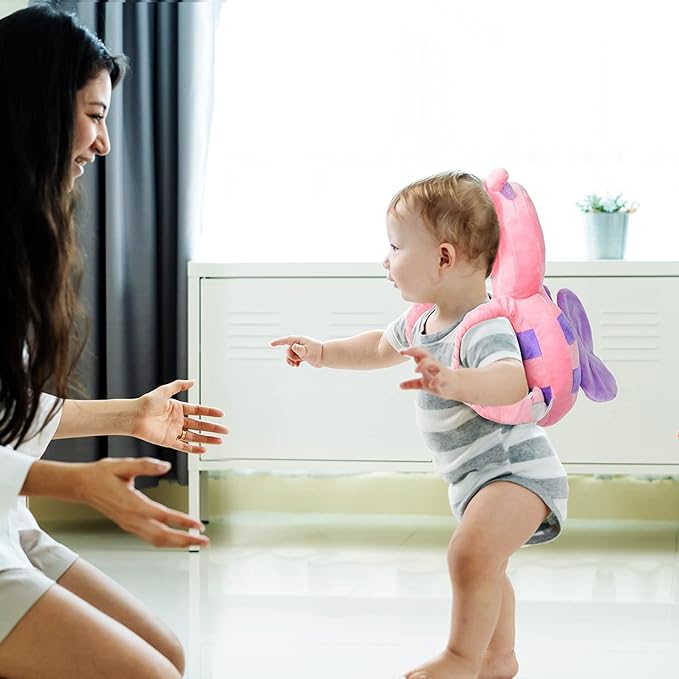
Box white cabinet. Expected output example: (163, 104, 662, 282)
(188, 262, 679, 523)
(197, 274, 426, 466)
(546, 274, 679, 469)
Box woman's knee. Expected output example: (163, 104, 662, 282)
(119, 655, 181, 679)
(117, 624, 184, 678)
(161, 630, 185, 675)
(0, 584, 183, 679)
(136, 660, 183, 679)
(55, 558, 185, 674)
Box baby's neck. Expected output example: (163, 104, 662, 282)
(430, 271, 489, 330)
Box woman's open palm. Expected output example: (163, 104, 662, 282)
(131, 379, 229, 454)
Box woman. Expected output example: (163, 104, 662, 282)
(0, 6, 227, 678)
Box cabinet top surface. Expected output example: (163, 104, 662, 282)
(189, 261, 679, 278)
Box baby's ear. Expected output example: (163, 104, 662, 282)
(439, 242, 456, 268)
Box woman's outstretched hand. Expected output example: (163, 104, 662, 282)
(78, 457, 209, 547)
(131, 379, 229, 454)
(23, 457, 210, 548)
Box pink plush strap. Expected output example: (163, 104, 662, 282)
(404, 303, 435, 346)
(470, 389, 549, 425)
(406, 300, 548, 425)
(451, 298, 517, 369)
(452, 298, 547, 425)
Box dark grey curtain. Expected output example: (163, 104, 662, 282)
(41, 1, 219, 485)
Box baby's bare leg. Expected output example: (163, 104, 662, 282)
(479, 575, 519, 679)
(404, 482, 548, 679)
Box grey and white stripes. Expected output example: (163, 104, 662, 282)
(387, 305, 568, 544)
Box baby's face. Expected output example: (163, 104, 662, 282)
(383, 204, 442, 303)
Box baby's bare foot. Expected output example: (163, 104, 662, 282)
(403, 649, 479, 679)
(479, 650, 519, 679)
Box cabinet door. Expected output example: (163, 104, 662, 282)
(545, 275, 679, 466)
(199, 277, 429, 463)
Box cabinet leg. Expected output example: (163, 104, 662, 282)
(188, 466, 201, 553)
(187, 547, 202, 676)
(200, 470, 209, 523)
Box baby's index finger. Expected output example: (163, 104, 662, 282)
(270, 336, 296, 347)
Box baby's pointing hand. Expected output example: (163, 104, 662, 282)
(270, 335, 324, 368)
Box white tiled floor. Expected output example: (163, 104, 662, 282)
(46, 514, 679, 679)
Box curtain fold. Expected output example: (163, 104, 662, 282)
(40, 0, 220, 485)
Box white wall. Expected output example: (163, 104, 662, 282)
(200, 0, 679, 265)
(0, 1, 27, 19)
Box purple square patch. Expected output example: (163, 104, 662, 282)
(517, 329, 542, 360)
(557, 313, 576, 345)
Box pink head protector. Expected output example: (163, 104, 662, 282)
(406, 168, 617, 426)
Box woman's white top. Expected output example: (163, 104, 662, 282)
(0, 394, 62, 570)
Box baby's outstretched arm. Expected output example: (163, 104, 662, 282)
(271, 330, 407, 370)
(400, 346, 528, 405)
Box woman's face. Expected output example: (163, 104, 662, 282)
(71, 70, 112, 185)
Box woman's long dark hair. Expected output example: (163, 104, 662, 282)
(0, 5, 127, 446)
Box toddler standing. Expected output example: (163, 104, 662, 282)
(272, 171, 568, 679)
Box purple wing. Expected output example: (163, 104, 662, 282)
(556, 289, 618, 402)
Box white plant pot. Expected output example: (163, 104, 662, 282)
(583, 212, 629, 260)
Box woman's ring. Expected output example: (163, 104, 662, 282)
(177, 430, 187, 442)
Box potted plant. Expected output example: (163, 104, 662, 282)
(577, 192, 638, 260)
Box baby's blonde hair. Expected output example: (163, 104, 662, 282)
(388, 171, 499, 276)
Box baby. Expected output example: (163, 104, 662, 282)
(272, 171, 568, 679)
